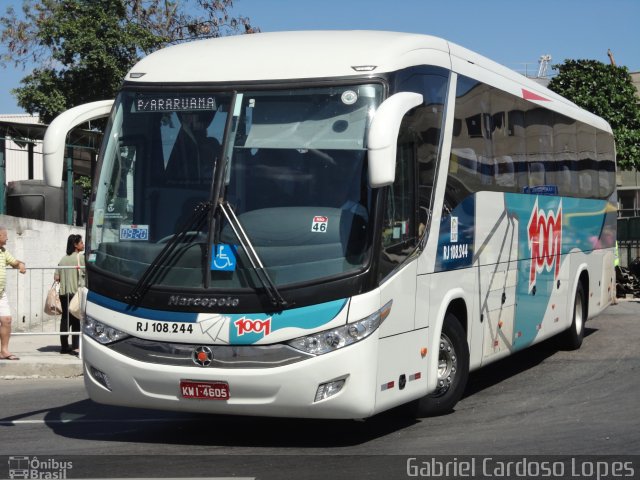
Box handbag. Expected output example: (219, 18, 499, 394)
(68, 253, 88, 319)
(44, 281, 62, 316)
(68, 286, 88, 319)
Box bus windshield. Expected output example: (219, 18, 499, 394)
(89, 84, 383, 290)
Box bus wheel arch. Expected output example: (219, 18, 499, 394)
(414, 299, 470, 417)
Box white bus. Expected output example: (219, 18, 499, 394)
(45, 31, 616, 418)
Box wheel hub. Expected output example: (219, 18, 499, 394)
(435, 332, 457, 396)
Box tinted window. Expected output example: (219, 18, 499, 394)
(378, 73, 448, 280)
(446, 75, 615, 211)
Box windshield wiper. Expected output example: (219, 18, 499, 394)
(126, 201, 212, 306)
(218, 200, 290, 309)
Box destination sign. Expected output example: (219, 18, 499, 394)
(134, 95, 217, 112)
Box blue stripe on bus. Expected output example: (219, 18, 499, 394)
(227, 298, 349, 344)
(87, 291, 199, 322)
(87, 291, 348, 335)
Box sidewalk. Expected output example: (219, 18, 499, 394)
(0, 334, 84, 378)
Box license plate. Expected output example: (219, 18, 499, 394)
(180, 380, 230, 400)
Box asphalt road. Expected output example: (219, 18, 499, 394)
(1, 301, 639, 479)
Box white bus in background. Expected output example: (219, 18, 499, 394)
(44, 31, 616, 418)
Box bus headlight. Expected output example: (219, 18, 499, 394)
(287, 300, 392, 355)
(84, 316, 130, 344)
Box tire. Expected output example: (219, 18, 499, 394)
(413, 312, 470, 417)
(559, 282, 586, 350)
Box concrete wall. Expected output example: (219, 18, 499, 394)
(1, 214, 84, 332)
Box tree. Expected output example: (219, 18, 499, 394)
(0, 0, 258, 123)
(548, 59, 640, 171)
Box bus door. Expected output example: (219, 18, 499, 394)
(374, 140, 420, 410)
(475, 193, 519, 361)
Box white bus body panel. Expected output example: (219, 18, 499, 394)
(128, 31, 451, 83)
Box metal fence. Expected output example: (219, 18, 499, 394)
(5, 265, 85, 336)
(618, 216, 640, 267)
(619, 243, 640, 268)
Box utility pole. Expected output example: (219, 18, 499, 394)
(607, 49, 616, 66)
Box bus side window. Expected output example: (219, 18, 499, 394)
(529, 162, 545, 187)
(558, 164, 573, 196)
(378, 71, 447, 281)
(379, 140, 417, 280)
(579, 171, 593, 196)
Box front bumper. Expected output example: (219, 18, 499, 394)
(82, 332, 379, 419)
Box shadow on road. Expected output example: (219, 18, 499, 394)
(32, 401, 419, 447)
(463, 326, 598, 398)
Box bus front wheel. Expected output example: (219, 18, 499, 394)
(414, 313, 469, 417)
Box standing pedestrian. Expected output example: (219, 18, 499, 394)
(54, 234, 85, 356)
(0, 225, 27, 361)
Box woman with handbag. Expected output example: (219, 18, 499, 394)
(54, 234, 85, 356)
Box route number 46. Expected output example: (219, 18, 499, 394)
(311, 216, 328, 233)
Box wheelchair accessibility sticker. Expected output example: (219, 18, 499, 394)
(211, 244, 237, 271)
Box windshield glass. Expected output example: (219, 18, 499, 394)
(89, 84, 383, 290)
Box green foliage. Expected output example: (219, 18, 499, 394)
(548, 60, 640, 171)
(8, 0, 160, 122)
(1, 0, 258, 123)
(74, 175, 92, 199)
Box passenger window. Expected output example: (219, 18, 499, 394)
(529, 162, 546, 187)
(448, 74, 615, 203)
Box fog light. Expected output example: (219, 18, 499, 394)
(89, 365, 113, 391)
(314, 378, 346, 402)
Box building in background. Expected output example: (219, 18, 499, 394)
(0, 114, 45, 182)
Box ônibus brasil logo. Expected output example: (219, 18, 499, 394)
(527, 198, 562, 292)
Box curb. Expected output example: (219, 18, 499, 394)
(0, 359, 84, 379)
(0, 335, 85, 379)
